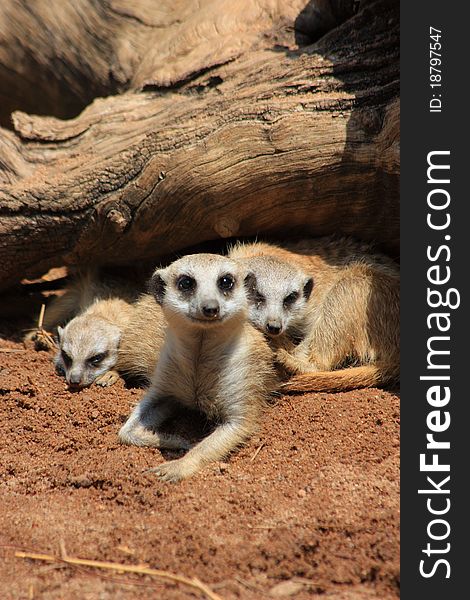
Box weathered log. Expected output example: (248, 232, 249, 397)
(0, 0, 335, 128)
(0, 0, 398, 291)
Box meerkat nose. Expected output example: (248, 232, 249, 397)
(202, 303, 220, 318)
(266, 323, 281, 335)
(68, 371, 83, 387)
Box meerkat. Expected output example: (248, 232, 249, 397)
(47, 269, 146, 389)
(57, 291, 167, 390)
(55, 296, 135, 389)
(229, 237, 400, 392)
(119, 253, 277, 482)
(238, 254, 314, 352)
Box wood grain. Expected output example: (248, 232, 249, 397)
(0, 0, 398, 291)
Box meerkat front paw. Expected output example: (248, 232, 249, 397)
(150, 458, 196, 483)
(95, 370, 121, 387)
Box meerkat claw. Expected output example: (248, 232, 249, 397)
(95, 370, 121, 387)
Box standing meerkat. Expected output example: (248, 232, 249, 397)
(229, 237, 400, 392)
(119, 253, 277, 482)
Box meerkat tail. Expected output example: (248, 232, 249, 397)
(279, 364, 399, 393)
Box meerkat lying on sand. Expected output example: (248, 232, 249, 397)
(56, 296, 135, 390)
(47, 270, 144, 390)
(119, 253, 277, 482)
(56, 292, 166, 390)
(42, 271, 166, 390)
(229, 237, 400, 392)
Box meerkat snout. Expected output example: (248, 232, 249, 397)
(201, 301, 220, 319)
(150, 254, 247, 327)
(266, 322, 281, 335)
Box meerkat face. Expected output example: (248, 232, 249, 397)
(243, 257, 313, 338)
(150, 254, 247, 328)
(55, 316, 121, 390)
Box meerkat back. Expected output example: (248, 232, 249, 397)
(116, 294, 167, 385)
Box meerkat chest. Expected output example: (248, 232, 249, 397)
(156, 331, 247, 417)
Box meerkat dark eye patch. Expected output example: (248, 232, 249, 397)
(244, 272, 259, 298)
(177, 275, 196, 292)
(148, 273, 166, 304)
(88, 352, 107, 366)
(61, 350, 72, 367)
(244, 273, 266, 307)
(283, 291, 299, 308)
(303, 277, 314, 300)
(218, 274, 235, 292)
(254, 291, 265, 308)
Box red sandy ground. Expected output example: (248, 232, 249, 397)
(0, 328, 399, 600)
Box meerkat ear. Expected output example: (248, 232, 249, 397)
(243, 272, 257, 297)
(57, 326, 64, 341)
(303, 277, 314, 300)
(148, 271, 167, 305)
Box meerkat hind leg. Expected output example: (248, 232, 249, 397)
(152, 417, 252, 483)
(119, 396, 191, 450)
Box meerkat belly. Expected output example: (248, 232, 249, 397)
(157, 335, 250, 419)
(192, 343, 248, 418)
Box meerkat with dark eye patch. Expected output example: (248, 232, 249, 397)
(237, 255, 314, 352)
(56, 296, 136, 390)
(58, 292, 167, 391)
(229, 237, 400, 392)
(118, 253, 277, 483)
(51, 269, 149, 390)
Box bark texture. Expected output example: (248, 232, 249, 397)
(0, 0, 399, 291)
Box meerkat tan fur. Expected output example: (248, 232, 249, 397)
(119, 253, 277, 482)
(51, 270, 145, 389)
(229, 237, 400, 392)
(116, 293, 167, 385)
(26, 269, 137, 336)
(56, 296, 135, 389)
